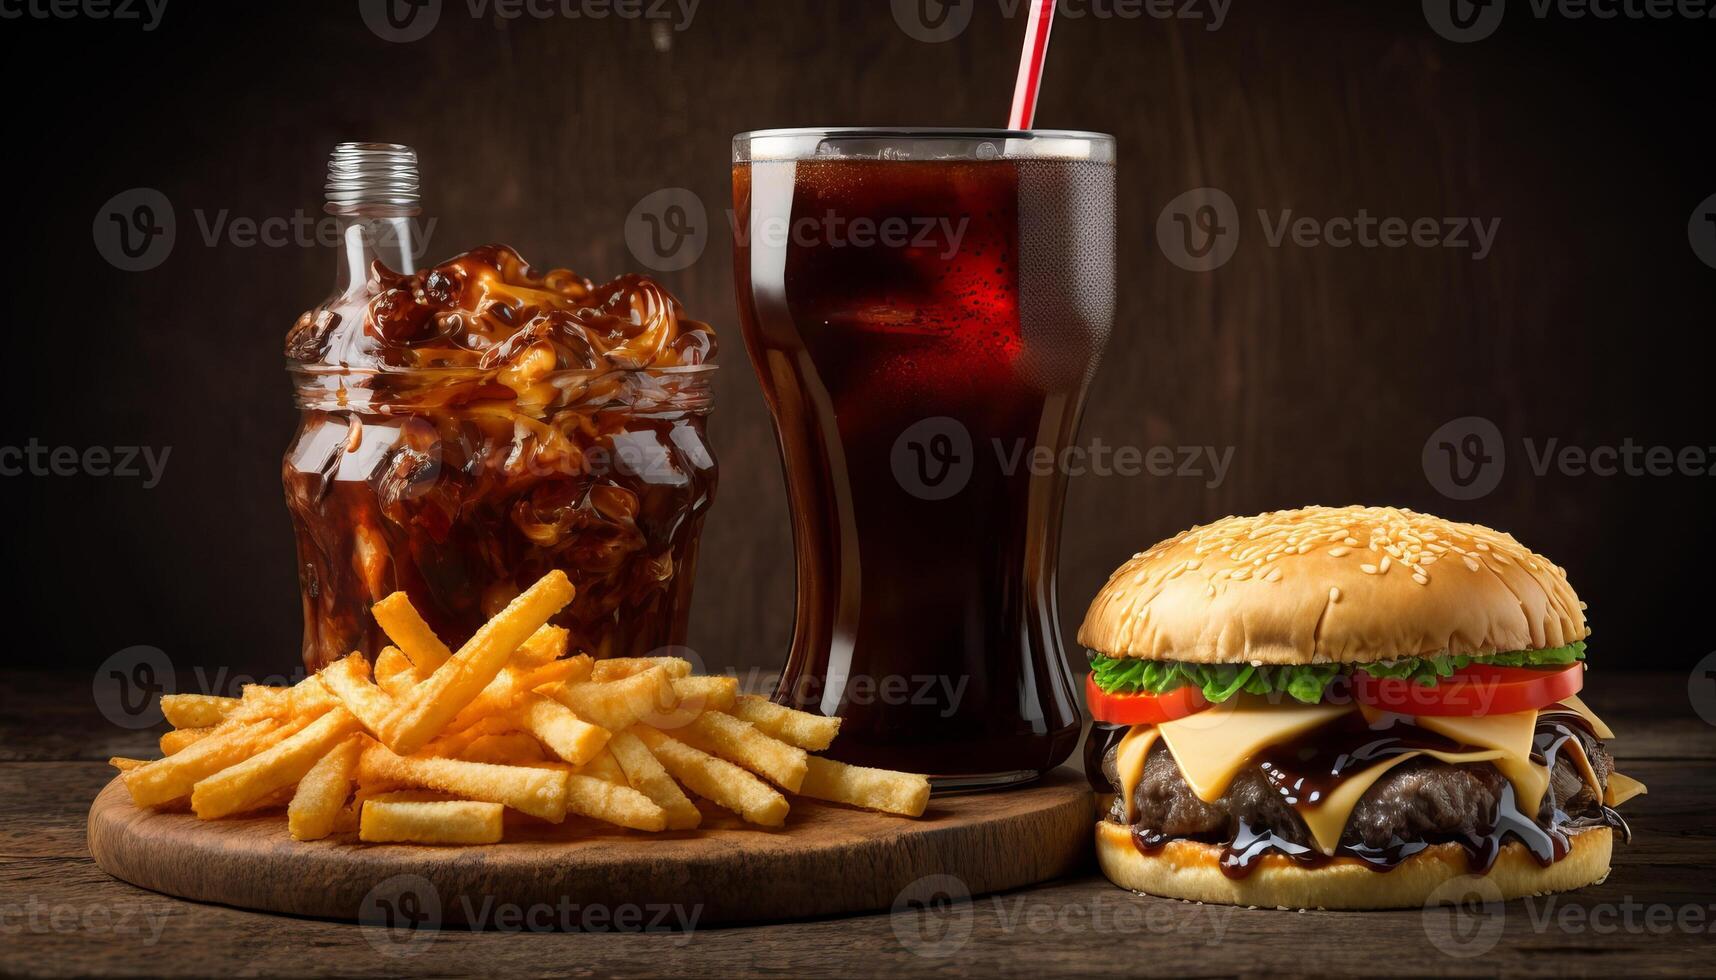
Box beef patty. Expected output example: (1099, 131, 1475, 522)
(1100, 711, 1615, 850)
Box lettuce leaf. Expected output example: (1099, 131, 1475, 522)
(1088, 642, 1586, 705)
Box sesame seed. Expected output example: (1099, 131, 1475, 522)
(1361, 564, 1378, 575)
(1328, 547, 1351, 557)
(1329, 587, 1342, 602)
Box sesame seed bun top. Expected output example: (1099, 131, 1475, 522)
(1076, 505, 1588, 665)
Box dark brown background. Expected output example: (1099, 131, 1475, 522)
(4, 0, 1711, 679)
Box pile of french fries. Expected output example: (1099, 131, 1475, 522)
(111, 571, 930, 845)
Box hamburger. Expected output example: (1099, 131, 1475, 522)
(1079, 505, 1644, 909)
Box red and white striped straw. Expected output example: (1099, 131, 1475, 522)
(1006, 0, 1058, 130)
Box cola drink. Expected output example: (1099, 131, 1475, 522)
(283, 145, 717, 670)
(732, 130, 1116, 787)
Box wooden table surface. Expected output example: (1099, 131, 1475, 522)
(4, 670, 1712, 978)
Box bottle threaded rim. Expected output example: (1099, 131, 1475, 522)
(325, 142, 419, 208)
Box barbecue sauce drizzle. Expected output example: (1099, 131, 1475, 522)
(1089, 710, 1625, 880)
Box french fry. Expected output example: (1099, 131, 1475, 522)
(512, 625, 570, 669)
(160, 727, 213, 756)
(380, 571, 575, 755)
(572, 747, 628, 785)
(370, 591, 454, 673)
(318, 653, 399, 737)
(591, 656, 695, 682)
(108, 757, 148, 773)
(236, 685, 294, 719)
(798, 757, 930, 818)
(607, 732, 701, 830)
(123, 718, 302, 809)
(550, 666, 678, 732)
(643, 675, 738, 729)
(290, 675, 340, 718)
(509, 694, 608, 765)
(631, 727, 789, 827)
(446, 656, 590, 733)
(677, 711, 808, 793)
(358, 743, 569, 822)
(672, 676, 739, 712)
(192, 708, 361, 820)
(373, 646, 419, 698)
(730, 695, 843, 751)
(288, 734, 364, 841)
(423, 716, 516, 760)
(236, 785, 298, 814)
(459, 732, 546, 766)
(160, 694, 240, 730)
(360, 798, 503, 845)
(563, 774, 667, 831)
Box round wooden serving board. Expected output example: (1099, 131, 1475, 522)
(87, 769, 1092, 926)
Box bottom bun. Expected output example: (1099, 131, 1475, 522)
(1095, 820, 1612, 910)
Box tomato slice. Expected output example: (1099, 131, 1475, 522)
(1086, 672, 1209, 724)
(1353, 662, 1584, 717)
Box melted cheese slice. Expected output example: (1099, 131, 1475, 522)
(1606, 771, 1647, 806)
(1556, 730, 1604, 801)
(1156, 696, 1352, 802)
(1149, 694, 1628, 855)
(1113, 725, 1159, 824)
(1413, 710, 1551, 814)
(1300, 748, 1505, 855)
(1556, 694, 1615, 739)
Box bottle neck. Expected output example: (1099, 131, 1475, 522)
(329, 207, 420, 296)
(323, 142, 422, 297)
